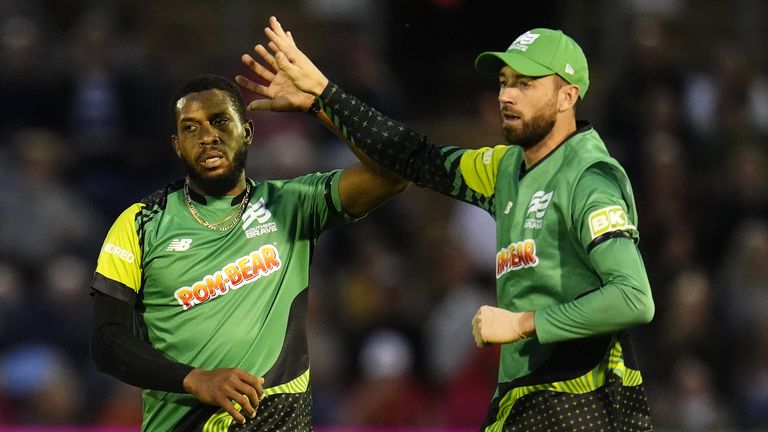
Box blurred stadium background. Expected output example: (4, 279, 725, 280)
(1, 0, 767, 430)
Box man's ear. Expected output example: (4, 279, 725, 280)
(558, 84, 580, 112)
(171, 135, 181, 158)
(243, 120, 254, 146)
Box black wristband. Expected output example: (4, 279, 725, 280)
(307, 97, 321, 116)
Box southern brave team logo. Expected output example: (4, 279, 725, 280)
(524, 190, 553, 229)
(242, 198, 277, 238)
(509, 31, 541, 52)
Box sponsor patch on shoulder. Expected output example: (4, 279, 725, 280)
(482, 149, 493, 164)
(588, 205, 633, 239)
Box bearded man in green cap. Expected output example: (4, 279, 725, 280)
(239, 17, 655, 431)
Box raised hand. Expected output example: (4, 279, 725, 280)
(235, 16, 329, 112)
(183, 367, 265, 424)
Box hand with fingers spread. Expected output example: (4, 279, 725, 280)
(236, 16, 329, 113)
(471, 306, 536, 348)
(183, 368, 265, 425)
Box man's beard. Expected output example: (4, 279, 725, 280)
(502, 98, 558, 150)
(183, 144, 248, 196)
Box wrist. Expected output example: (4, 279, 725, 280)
(307, 79, 332, 115)
(522, 311, 536, 338)
(307, 97, 321, 116)
(310, 77, 329, 97)
(519, 311, 536, 339)
(182, 368, 202, 393)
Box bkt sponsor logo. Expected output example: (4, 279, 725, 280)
(588, 206, 633, 239)
(174, 244, 282, 310)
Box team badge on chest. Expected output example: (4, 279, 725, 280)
(243, 198, 278, 238)
(523, 190, 553, 229)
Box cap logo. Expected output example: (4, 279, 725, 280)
(508, 31, 540, 52)
(565, 63, 575, 75)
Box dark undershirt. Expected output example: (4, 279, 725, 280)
(90, 290, 193, 392)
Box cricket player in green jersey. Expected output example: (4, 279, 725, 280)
(239, 17, 656, 431)
(89, 74, 408, 431)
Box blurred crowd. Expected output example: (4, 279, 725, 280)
(0, 0, 767, 430)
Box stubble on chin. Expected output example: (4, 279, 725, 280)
(182, 144, 248, 196)
(502, 102, 558, 150)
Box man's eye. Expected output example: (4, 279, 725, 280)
(213, 118, 229, 126)
(499, 80, 508, 88)
(518, 80, 531, 88)
(183, 124, 197, 132)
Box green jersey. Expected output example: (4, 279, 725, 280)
(317, 83, 654, 431)
(459, 128, 652, 430)
(92, 171, 354, 431)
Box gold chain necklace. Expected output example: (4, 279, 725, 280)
(183, 178, 251, 232)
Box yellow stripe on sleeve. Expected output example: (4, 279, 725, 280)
(459, 145, 509, 197)
(95, 203, 144, 293)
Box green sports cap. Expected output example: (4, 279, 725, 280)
(475, 28, 590, 98)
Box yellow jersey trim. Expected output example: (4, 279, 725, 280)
(95, 204, 144, 293)
(458, 146, 509, 197)
(485, 337, 643, 432)
(202, 369, 310, 431)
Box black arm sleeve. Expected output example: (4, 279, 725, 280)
(90, 290, 193, 393)
(317, 82, 465, 197)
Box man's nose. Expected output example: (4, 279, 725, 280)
(198, 123, 219, 145)
(498, 86, 518, 104)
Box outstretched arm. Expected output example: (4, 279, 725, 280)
(235, 17, 407, 217)
(236, 17, 496, 215)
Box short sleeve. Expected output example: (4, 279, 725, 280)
(92, 204, 143, 302)
(286, 170, 360, 239)
(571, 164, 638, 252)
(326, 169, 360, 224)
(458, 145, 510, 198)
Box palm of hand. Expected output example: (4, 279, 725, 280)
(267, 69, 314, 112)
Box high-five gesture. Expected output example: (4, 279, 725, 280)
(236, 16, 328, 112)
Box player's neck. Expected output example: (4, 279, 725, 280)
(187, 173, 248, 197)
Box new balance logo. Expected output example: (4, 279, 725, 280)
(565, 63, 575, 75)
(509, 31, 540, 52)
(503, 201, 514, 215)
(167, 239, 193, 251)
